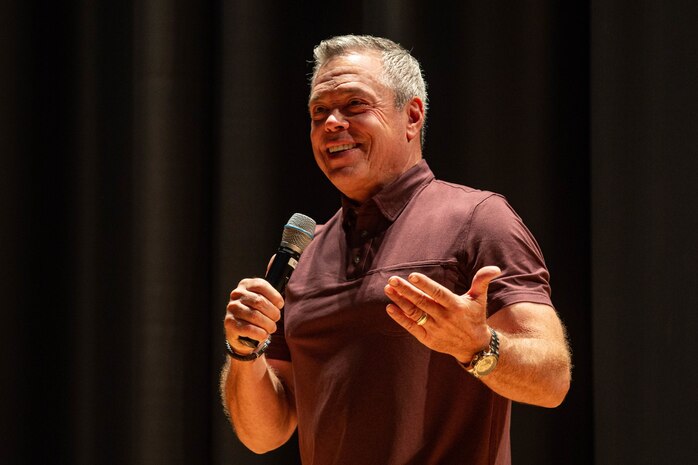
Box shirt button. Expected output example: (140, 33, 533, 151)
(360, 230, 369, 238)
(353, 256, 361, 264)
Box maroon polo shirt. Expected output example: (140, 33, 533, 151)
(266, 160, 552, 465)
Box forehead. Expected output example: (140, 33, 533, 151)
(309, 52, 388, 102)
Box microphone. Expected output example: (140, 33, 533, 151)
(239, 213, 316, 349)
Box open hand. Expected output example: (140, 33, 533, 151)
(384, 266, 501, 362)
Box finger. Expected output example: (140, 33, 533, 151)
(265, 254, 276, 275)
(225, 278, 283, 346)
(388, 273, 458, 315)
(231, 283, 284, 318)
(227, 298, 279, 334)
(385, 303, 427, 339)
(385, 277, 441, 319)
(233, 277, 285, 310)
(234, 289, 282, 321)
(465, 266, 502, 302)
(223, 311, 270, 347)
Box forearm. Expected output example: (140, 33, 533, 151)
(383, 273, 571, 407)
(220, 357, 297, 453)
(479, 329, 571, 407)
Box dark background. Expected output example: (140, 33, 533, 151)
(2, 1, 696, 464)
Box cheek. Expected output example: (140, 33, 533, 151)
(309, 126, 320, 145)
(311, 149, 325, 169)
(309, 134, 325, 160)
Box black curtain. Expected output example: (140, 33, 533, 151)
(2, 1, 695, 464)
(591, 1, 698, 463)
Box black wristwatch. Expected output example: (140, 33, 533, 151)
(225, 336, 271, 362)
(464, 328, 500, 378)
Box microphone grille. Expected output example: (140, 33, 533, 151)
(281, 213, 316, 254)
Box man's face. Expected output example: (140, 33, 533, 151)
(309, 52, 417, 203)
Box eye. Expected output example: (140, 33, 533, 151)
(310, 106, 328, 120)
(346, 99, 367, 113)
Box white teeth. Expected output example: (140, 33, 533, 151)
(328, 143, 356, 154)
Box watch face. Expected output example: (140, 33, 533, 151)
(475, 354, 498, 376)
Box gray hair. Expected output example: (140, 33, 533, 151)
(310, 35, 429, 145)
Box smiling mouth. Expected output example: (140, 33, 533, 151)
(328, 143, 357, 154)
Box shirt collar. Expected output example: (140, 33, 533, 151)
(341, 159, 435, 227)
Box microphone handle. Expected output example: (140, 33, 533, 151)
(238, 247, 300, 349)
(265, 246, 301, 294)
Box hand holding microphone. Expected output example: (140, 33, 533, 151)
(224, 213, 316, 361)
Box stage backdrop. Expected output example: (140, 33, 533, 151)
(1, 1, 695, 464)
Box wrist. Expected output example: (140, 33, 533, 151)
(460, 327, 500, 379)
(457, 325, 493, 364)
(225, 336, 272, 362)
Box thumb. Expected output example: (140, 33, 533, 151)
(465, 266, 502, 303)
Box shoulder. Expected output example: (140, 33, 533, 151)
(423, 178, 505, 210)
(414, 178, 517, 230)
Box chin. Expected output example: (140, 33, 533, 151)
(326, 174, 362, 197)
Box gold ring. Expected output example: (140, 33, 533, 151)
(416, 312, 429, 326)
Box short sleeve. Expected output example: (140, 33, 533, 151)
(461, 194, 553, 314)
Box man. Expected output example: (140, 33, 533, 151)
(221, 35, 571, 465)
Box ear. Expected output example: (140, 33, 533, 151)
(405, 97, 425, 142)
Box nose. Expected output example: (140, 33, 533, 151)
(325, 110, 349, 132)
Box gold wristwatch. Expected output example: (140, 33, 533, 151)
(465, 327, 500, 378)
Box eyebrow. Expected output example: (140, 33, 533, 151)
(308, 86, 374, 106)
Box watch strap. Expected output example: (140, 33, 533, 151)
(464, 327, 499, 378)
(225, 336, 271, 361)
